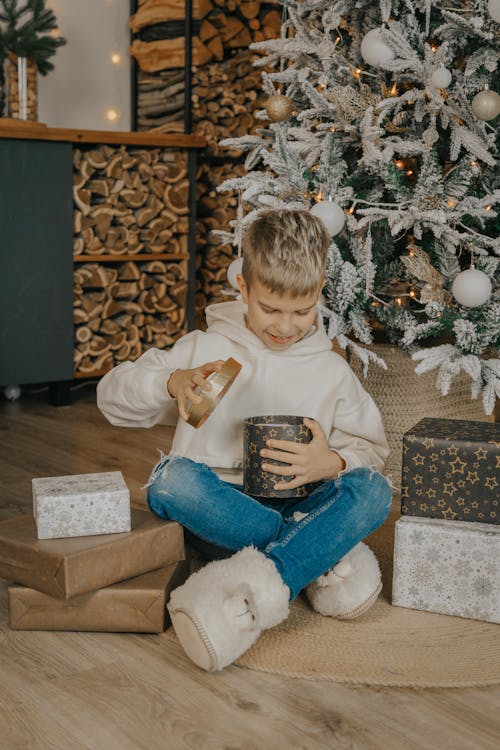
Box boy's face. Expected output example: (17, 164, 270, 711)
(237, 275, 322, 351)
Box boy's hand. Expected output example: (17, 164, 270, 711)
(167, 360, 225, 422)
(260, 418, 346, 491)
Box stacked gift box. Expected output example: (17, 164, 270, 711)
(0, 471, 189, 632)
(392, 418, 500, 624)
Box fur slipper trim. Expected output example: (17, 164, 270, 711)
(336, 579, 382, 620)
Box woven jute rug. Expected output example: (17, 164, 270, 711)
(165, 504, 500, 688)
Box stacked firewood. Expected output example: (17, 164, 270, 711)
(73, 145, 189, 257)
(74, 260, 187, 374)
(73, 144, 190, 375)
(129, 0, 281, 323)
(195, 160, 246, 325)
(129, 0, 281, 75)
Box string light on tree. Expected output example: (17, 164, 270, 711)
(310, 198, 345, 236)
(488, 0, 500, 22)
(360, 28, 395, 67)
(452, 267, 492, 307)
(471, 87, 500, 120)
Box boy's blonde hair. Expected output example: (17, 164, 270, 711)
(241, 209, 330, 297)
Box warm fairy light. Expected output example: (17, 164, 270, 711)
(431, 43, 439, 52)
(470, 160, 478, 167)
(395, 297, 403, 305)
(336, 36, 341, 43)
(348, 205, 355, 214)
(317, 84, 325, 91)
(395, 160, 405, 169)
(406, 169, 414, 176)
(315, 191, 323, 202)
(447, 198, 457, 207)
(409, 289, 417, 298)
(352, 68, 363, 79)
(111, 51, 122, 64)
(311, 165, 319, 171)
(50, 28, 60, 38)
(371, 300, 379, 307)
(485, 205, 493, 211)
(105, 107, 121, 123)
(390, 84, 399, 96)
(407, 100, 414, 106)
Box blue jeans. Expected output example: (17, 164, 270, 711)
(147, 457, 392, 599)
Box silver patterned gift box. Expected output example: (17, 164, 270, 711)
(32, 471, 131, 540)
(392, 515, 500, 624)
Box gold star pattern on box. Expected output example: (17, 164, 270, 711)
(401, 418, 500, 524)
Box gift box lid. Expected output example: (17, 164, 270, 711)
(404, 418, 499, 444)
(395, 514, 500, 537)
(32, 471, 128, 500)
(0, 507, 184, 599)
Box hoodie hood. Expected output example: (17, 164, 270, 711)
(205, 300, 333, 357)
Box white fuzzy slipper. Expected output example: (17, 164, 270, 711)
(305, 542, 382, 619)
(167, 547, 290, 671)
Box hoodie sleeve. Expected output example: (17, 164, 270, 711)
(96, 333, 201, 428)
(327, 362, 390, 474)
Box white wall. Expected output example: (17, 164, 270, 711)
(38, 0, 131, 131)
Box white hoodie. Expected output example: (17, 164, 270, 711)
(97, 300, 389, 482)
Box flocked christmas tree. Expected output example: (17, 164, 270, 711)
(215, 0, 500, 414)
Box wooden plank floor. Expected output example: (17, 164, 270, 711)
(0, 385, 499, 750)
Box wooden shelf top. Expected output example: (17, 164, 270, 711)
(0, 119, 206, 148)
(74, 253, 190, 263)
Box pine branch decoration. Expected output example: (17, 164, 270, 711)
(0, 0, 66, 75)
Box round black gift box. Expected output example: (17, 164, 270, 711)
(243, 415, 319, 499)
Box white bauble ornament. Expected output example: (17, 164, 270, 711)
(488, 0, 500, 23)
(430, 67, 452, 89)
(451, 268, 492, 307)
(265, 94, 293, 122)
(4, 384, 21, 401)
(227, 256, 243, 290)
(360, 29, 395, 67)
(310, 200, 345, 236)
(471, 89, 500, 121)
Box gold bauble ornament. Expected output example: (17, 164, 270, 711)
(265, 94, 293, 122)
(471, 88, 500, 121)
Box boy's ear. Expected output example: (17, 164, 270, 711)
(236, 274, 248, 302)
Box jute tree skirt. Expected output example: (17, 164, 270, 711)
(165, 504, 500, 688)
(348, 343, 493, 482)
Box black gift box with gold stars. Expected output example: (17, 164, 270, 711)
(401, 418, 500, 525)
(243, 415, 319, 499)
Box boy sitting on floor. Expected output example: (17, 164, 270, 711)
(97, 209, 392, 672)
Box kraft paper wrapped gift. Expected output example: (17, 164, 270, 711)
(0, 508, 184, 599)
(8, 559, 190, 633)
(392, 515, 500, 624)
(32, 471, 131, 540)
(401, 418, 499, 524)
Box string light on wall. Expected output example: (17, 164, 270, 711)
(104, 0, 125, 127)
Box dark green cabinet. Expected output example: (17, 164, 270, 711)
(0, 138, 74, 386)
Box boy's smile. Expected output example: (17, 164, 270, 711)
(237, 276, 322, 351)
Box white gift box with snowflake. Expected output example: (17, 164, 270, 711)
(392, 516, 500, 624)
(32, 472, 131, 540)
